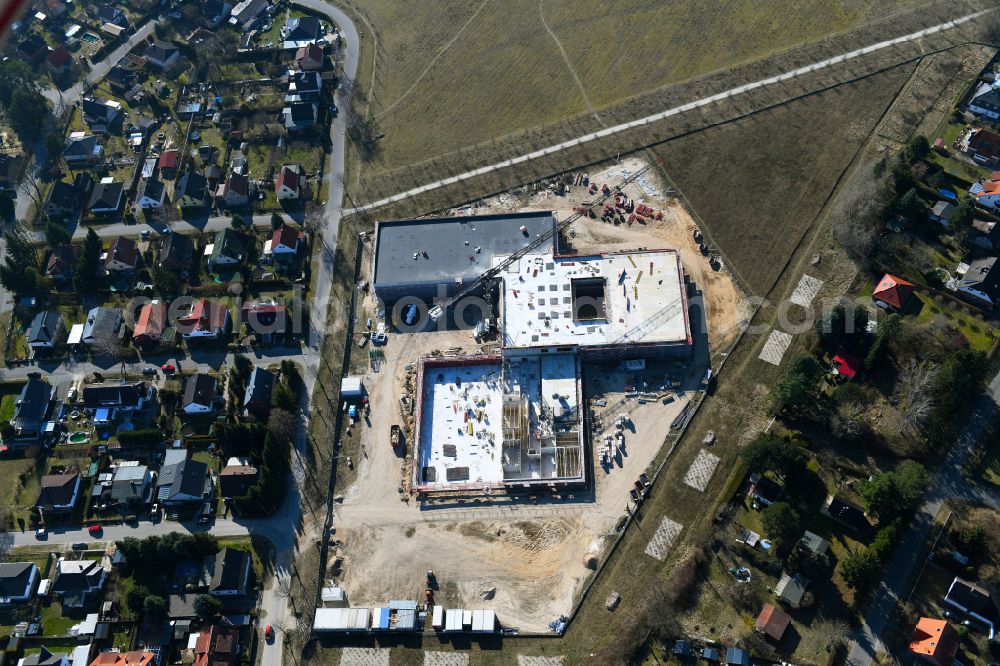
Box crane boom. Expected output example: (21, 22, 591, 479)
(428, 160, 660, 321)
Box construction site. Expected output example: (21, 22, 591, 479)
(323, 159, 749, 633)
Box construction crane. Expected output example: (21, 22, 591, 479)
(428, 158, 662, 322)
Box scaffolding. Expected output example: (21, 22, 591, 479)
(501, 390, 527, 474)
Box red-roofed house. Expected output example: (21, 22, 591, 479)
(46, 46, 74, 76)
(132, 300, 169, 348)
(755, 603, 791, 641)
(295, 43, 324, 70)
(972, 172, 1000, 210)
(872, 273, 915, 311)
(46, 245, 79, 284)
(966, 128, 1000, 167)
(193, 625, 239, 666)
(832, 353, 860, 380)
(270, 225, 301, 256)
(275, 165, 301, 201)
(105, 236, 139, 273)
(177, 299, 230, 339)
(215, 173, 251, 208)
(159, 150, 180, 179)
(240, 301, 287, 344)
(89, 651, 157, 666)
(909, 618, 958, 666)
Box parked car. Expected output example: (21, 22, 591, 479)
(35, 527, 47, 540)
(87, 524, 102, 536)
(71, 542, 88, 550)
(160, 364, 176, 373)
(142, 367, 158, 376)
(264, 625, 274, 643)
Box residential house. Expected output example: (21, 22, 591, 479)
(88, 652, 157, 666)
(725, 648, 749, 666)
(193, 625, 239, 666)
(156, 458, 213, 506)
(105, 65, 136, 94)
(158, 233, 193, 272)
(158, 150, 180, 179)
(136, 178, 166, 209)
(81, 307, 122, 347)
(971, 172, 1000, 209)
(95, 3, 127, 27)
(774, 572, 808, 607)
(20, 648, 69, 666)
(82, 98, 121, 133)
(929, 200, 956, 226)
(207, 547, 251, 596)
(282, 103, 317, 131)
(965, 128, 1000, 166)
(268, 224, 301, 257)
(228, 0, 269, 32)
(132, 300, 170, 348)
(755, 603, 791, 641)
(144, 40, 180, 69)
(108, 463, 154, 508)
(872, 273, 916, 312)
(241, 301, 287, 344)
(944, 577, 995, 638)
(17, 34, 49, 64)
(202, 0, 234, 27)
(104, 236, 139, 274)
(207, 229, 248, 269)
(45, 180, 81, 219)
(36, 473, 81, 516)
(46, 244, 79, 283)
(215, 173, 251, 208)
(958, 257, 1000, 308)
(46, 46, 73, 77)
(909, 618, 958, 666)
(0, 562, 40, 604)
(243, 367, 275, 412)
(52, 559, 107, 607)
(821, 495, 869, 531)
(284, 70, 322, 103)
(972, 218, 1000, 250)
(281, 16, 321, 49)
(275, 164, 302, 200)
(176, 171, 209, 208)
(88, 181, 125, 218)
(182, 373, 218, 414)
(177, 299, 230, 339)
(81, 383, 153, 423)
(64, 135, 102, 166)
(9, 379, 54, 441)
(219, 461, 258, 498)
(969, 85, 1000, 121)
(797, 530, 830, 556)
(295, 43, 324, 70)
(747, 472, 783, 507)
(27, 311, 65, 350)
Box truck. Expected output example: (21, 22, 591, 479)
(390, 424, 402, 449)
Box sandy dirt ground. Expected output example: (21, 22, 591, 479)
(328, 159, 743, 633)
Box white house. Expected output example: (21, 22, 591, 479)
(143, 40, 180, 69)
(969, 84, 1000, 121)
(27, 311, 65, 350)
(275, 165, 301, 200)
(0, 562, 40, 604)
(270, 225, 300, 256)
(182, 373, 217, 414)
(136, 178, 166, 209)
(971, 173, 1000, 210)
(177, 299, 230, 339)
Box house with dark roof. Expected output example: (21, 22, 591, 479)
(88, 181, 125, 218)
(944, 577, 995, 638)
(136, 178, 166, 209)
(872, 273, 915, 312)
(970, 86, 1000, 121)
(929, 200, 956, 227)
(755, 603, 791, 641)
(46, 245, 79, 283)
(10, 378, 54, 441)
(177, 171, 208, 208)
(281, 15, 321, 48)
(132, 301, 171, 348)
(284, 70, 322, 103)
(965, 128, 1000, 166)
(295, 43, 324, 70)
(105, 236, 139, 273)
(182, 373, 218, 414)
(36, 473, 81, 515)
(46, 46, 74, 77)
(52, 559, 106, 606)
(269, 225, 301, 257)
(81, 383, 152, 419)
(228, 0, 269, 32)
(909, 618, 958, 666)
(106, 65, 136, 93)
(202, 0, 234, 27)
(156, 458, 213, 506)
(65, 135, 102, 166)
(144, 40, 180, 69)
(774, 572, 809, 607)
(282, 102, 317, 131)
(207, 548, 251, 596)
(81, 307, 123, 347)
(275, 165, 302, 200)
(215, 173, 251, 208)
(821, 495, 869, 531)
(20, 647, 69, 666)
(725, 647, 749, 666)
(958, 256, 1000, 308)
(45, 180, 81, 219)
(27, 311, 65, 350)
(241, 301, 287, 344)
(177, 300, 230, 339)
(82, 98, 121, 132)
(243, 367, 275, 412)
(158, 150, 180, 179)
(17, 34, 49, 64)
(159, 233, 194, 272)
(0, 562, 39, 604)
(96, 3, 127, 27)
(208, 229, 249, 269)
(219, 462, 258, 498)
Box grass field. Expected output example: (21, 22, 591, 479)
(352, 0, 927, 174)
(655, 65, 912, 296)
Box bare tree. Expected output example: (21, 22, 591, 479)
(90, 329, 128, 376)
(18, 171, 48, 224)
(829, 161, 889, 270)
(894, 359, 939, 435)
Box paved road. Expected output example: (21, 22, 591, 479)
(846, 370, 1000, 666)
(348, 8, 992, 213)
